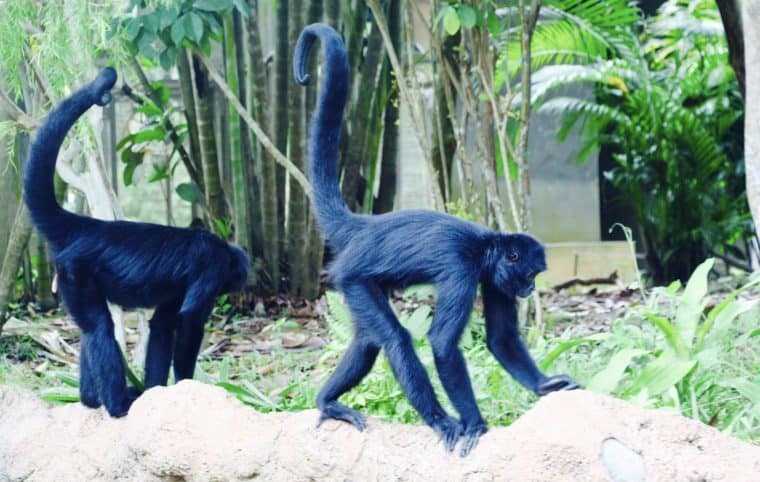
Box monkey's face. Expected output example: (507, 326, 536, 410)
(491, 234, 546, 298)
(222, 244, 250, 293)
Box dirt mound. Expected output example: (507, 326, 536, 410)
(1, 381, 758, 481)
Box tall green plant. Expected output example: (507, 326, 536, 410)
(531, 1, 751, 283)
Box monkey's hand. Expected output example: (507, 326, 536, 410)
(316, 401, 367, 431)
(536, 374, 581, 396)
(430, 414, 462, 452)
(458, 421, 488, 457)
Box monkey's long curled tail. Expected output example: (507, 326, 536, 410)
(294, 24, 357, 250)
(23, 68, 117, 249)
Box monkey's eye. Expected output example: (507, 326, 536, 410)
(508, 252, 519, 262)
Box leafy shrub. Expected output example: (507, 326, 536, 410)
(531, 0, 752, 283)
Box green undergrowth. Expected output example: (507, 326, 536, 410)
(3, 259, 758, 442)
(208, 260, 760, 441)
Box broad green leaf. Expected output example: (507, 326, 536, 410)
(665, 279, 682, 295)
(53, 372, 79, 388)
(137, 30, 157, 58)
(120, 349, 145, 392)
(184, 12, 204, 43)
(121, 149, 144, 186)
(539, 338, 593, 371)
(195, 0, 233, 12)
(443, 7, 460, 36)
(623, 353, 695, 398)
(404, 305, 432, 340)
(325, 290, 353, 344)
(674, 257, 713, 349)
(157, 6, 178, 30)
(170, 18, 185, 45)
(233, 0, 250, 17)
(159, 46, 177, 70)
(142, 12, 158, 33)
(42, 390, 80, 404)
(125, 19, 141, 42)
(137, 99, 162, 117)
(587, 348, 644, 394)
(698, 298, 758, 350)
(487, 11, 501, 36)
(131, 127, 165, 144)
(724, 377, 760, 405)
(458, 5, 477, 29)
(644, 313, 688, 358)
(148, 164, 170, 183)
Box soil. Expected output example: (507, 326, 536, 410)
(1, 380, 758, 481)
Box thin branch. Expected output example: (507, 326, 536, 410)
(368, 0, 445, 210)
(128, 58, 204, 189)
(477, 67, 521, 231)
(196, 53, 312, 198)
(0, 89, 37, 129)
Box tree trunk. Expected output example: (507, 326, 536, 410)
(192, 54, 228, 223)
(342, 20, 384, 211)
(305, 0, 324, 116)
(224, 14, 251, 253)
(274, 0, 290, 249)
(233, 9, 262, 259)
(248, 0, 280, 291)
(516, 0, 541, 233)
(177, 49, 204, 191)
(718, 1, 745, 98)
(302, 0, 326, 300)
(287, 5, 309, 296)
(742, 2, 760, 238)
(374, 0, 402, 214)
(325, 0, 340, 27)
(35, 234, 56, 311)
(0, 204, 32, 331)
(0, 93, 19, 260)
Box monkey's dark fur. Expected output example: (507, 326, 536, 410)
(295, 24, 580, 456)
(24, 68, 249, 417)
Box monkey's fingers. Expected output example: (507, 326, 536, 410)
(536, 374, 582, 396)
(458, 423, 488, 457)
(316, 401, 367, 432)
(431, 416, 462, 452)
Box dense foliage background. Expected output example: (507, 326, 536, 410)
(0, 0, 757, 445)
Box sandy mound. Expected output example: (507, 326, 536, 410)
(1, 380, 758, 481)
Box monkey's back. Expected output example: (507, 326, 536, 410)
(328, 209, 493, 289)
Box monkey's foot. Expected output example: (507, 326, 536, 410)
(126, 386, 142, 403)
(80, 393, 101, 409)
(430, 415, 462, 452)
(536, 374, 581, 396)
(317, 401, 367, 431)
(103, 390, 138, 418)
(458, 422, 488, 457)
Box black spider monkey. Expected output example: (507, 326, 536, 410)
(24, 68, 249, 417)
(294, 24, 580, 457)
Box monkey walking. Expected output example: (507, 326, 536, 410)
(24, 68, 249, 417)
(294, 24, 580, 456)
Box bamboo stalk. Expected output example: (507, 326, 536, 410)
(197, 54, 311, 197)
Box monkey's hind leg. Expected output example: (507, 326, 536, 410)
(317, 337, 380, 431)
(144, 299, 182, 388)
(59, 274, 132, 417)
(343, 282, 462, 450)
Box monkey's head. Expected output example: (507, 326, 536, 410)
(488, 233, 547, 298)
(222, 243, 250, 293)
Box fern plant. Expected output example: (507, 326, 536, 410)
(530, 1, 751, 283)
